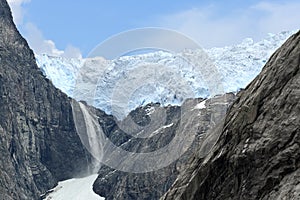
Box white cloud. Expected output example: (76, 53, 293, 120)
(24, 23, 64, 56)
(24, 23, 82, 59)
(159, 1, 300, 48)
(62, 45, 83, 59)
(7, 0, 31, 26)
(7, 0, 82, 58)
(253, 1, 300, 34)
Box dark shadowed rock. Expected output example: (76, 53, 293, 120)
(161, 31, 300, 200)
(0, 0, 92, 199)
(93, 94, 236, 200)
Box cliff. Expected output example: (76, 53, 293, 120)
(0, 1, 91, 199)
(162, 31, 300, 200)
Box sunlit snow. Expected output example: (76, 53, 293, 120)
(36, 31, 294, 117)
(194, 100, 206, 110)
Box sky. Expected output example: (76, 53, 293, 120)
(7, 0, 300, 58)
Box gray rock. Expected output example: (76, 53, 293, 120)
(0, 1, 92, 199)
(93, 94, 236, 200)
(161, 31, 300, 200)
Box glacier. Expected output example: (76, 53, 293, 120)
(36, 31, 294, 118)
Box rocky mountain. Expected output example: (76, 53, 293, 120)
(90, 29, 300, 200)
(92, 94, 235, 200)
(0, 1, 237, 199)
(161, 31, 300, 200)
(0, 0, 92, 199)
(1, 0, 299, 199)
(0, 1, 235, 199)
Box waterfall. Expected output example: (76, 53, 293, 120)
(77, 102, 105, 173)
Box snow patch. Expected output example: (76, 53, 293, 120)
(43, 174, 104, 200)
(150, 123, 174, 137)
(163, 123, 174, 128)
(194, 100, 206, 110)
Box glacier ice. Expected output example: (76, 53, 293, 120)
(36, 31, 295, 117)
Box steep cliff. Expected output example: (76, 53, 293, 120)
(0, 0, 91, 199)
(162, 31, 300, 200)
(93, 94, 236, 200)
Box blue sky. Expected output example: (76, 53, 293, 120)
(7, 0, 300, 58)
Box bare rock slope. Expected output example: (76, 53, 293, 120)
(162, 31, 300, 200)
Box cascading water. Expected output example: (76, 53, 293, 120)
(77, 102, 105, 173)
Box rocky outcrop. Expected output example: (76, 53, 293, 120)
(161, 31, 300, 200)
(93, 94, 236, 200)
(0, 0, 91, 199)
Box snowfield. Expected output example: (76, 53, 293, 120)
(43, 174, 104, 200)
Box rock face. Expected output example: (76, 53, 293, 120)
(0, 1, 91, 199)
(161, 31, 300, 200)
(93, 94, 236, 200)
